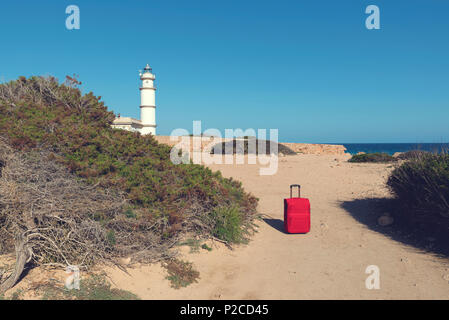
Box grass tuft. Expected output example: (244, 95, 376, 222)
(163, 259, 200, 289)
(207, 206, 248, 244)
(201, 243, 212, 251)
(179, 238, 201, 253)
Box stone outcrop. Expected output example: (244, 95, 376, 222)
(281, 142, 347, 155)
(153, 136, 232, 154)
(154, 136, 347, 156)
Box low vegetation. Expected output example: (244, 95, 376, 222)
(348, 152, 397, 163)
(0, 76, 258, 293)
(206, 206, 250, 244)
(37, 274, 139, 300)
(387, 152, 449, 234)
(211, 138, 297, 155)
(163, 259, 200, 289)
(396, 150, 429, 160)
(179, 238, 202, 253)
(201, 243, 212, 251)
(178, 237, 213, 253)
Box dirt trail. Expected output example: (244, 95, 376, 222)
(106, 154, 449, 299)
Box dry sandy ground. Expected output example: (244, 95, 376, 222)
(3, 154, 449, 299)
(104, 154, 449, 299)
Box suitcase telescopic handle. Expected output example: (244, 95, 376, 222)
(290, 184, 301, 198)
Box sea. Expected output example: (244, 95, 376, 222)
(327, 143, 449, 155)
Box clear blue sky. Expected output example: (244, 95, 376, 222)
(0, 0, 448, 143)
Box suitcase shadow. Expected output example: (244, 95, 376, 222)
(262, 218, 287, 234)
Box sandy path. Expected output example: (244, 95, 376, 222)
(107, 154, 449, 299)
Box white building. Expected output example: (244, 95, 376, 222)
(112, 64, 157, 135)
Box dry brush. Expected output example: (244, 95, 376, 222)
(0, 140, 175, 292)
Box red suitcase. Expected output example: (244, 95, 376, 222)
(284, 184, 310, 234)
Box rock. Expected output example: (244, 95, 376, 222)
(356, 152, 366, 155)
(120, 257, 132, 265)
(378, 214, 394, 226)
(279, 142, 348, 155)
(153, 137, 349, 156)
(443, 274, 449, 281)
(400, 257, 409, 263)
(393, 152, 403, 158)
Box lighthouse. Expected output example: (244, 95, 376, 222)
(139, 64, 157, 135)
(111, 63, 158, 135)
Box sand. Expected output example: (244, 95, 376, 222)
(3, 154, 449, 299)
(104, 154, 449, 299)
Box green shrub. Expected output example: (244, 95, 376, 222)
(163, 259, 200, 289)
(387, 153, 449, 229)
(201, 243, 212, 251)
(349, 153, 397, 163)
(207, 206, 248, 243)
(0, 76, 258, 244)
(211, 138, 297, 155)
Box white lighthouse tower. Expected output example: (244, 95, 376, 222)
(111, 63, 158, 135)
(139, 64, 157, 135)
